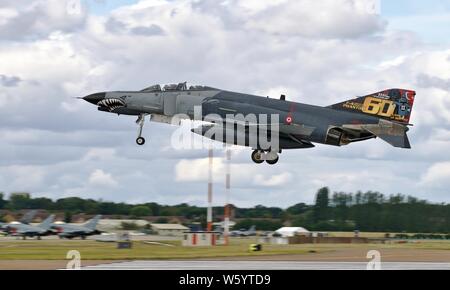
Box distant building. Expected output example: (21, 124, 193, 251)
(275, 227, 310, 237)
(151, 223, 189, 236)
(97, 219, 149, 231)
(213, 220, 236, 229)
(182, 232, 224, 246)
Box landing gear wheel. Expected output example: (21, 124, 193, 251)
(251, 150, 264, 164)
(266, 151, 279, 165)
(135, 113, 147, 146)
(136, 137, 146, 146)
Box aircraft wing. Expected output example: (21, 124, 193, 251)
(203, 115, 316, 137)
(277, 124, 315, 137)
(60, 231, 87, 237)
(343, 120, 411, 149)
(56, 225, 87, 234)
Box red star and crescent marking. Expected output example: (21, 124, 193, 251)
(285, 102, 296, 125)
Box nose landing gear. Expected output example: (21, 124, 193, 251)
(136, 113, 148, 146)
(251, 150, 280, 165)
(136, 137, 145, 146)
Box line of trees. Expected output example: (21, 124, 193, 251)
(288, 188, 450, 233)
(0, 188, 449, 233)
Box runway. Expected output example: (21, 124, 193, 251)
(83, 260, 450, 270)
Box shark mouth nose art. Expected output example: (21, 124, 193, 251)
(97, 98, 126, 111)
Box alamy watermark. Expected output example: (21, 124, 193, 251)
(168, 106, 280, 151)
(66, 250, 81, 270)
(366, 250, 381, 270)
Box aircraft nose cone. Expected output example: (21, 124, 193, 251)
(83, 92, 106, 105)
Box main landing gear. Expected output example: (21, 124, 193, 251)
(136, 113, 147, 146)
(251, 150, 280, 165)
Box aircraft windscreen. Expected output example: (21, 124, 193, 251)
(141, 82, 218, 92)
(140, 84, 162, 92)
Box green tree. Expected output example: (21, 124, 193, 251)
(155, 217, 169, 224)
(121, 222, 140, 230)
(130, 205, 152, 217)
(286, 203, 309, 215)
(313, 187, 330, 223)
(0, 193, 6, 209)
(31, 197, 54, 209)
(9, 193, 32, 209)
(64, 211, 73, 223)
(55, 197, 86, 212)
(331, 192, 352, 222)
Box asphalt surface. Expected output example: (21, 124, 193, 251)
(83, 260, 450, 270)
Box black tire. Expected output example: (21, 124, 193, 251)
(251, 150, 264, 164)
(136, 137, 146, 145)
(266, 155, 279, 165)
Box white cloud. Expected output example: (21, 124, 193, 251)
(243, 0, 385, 38)
(82, 148, 117, 162)
(253, 172, 292, 187)
(5, 165, 46, 191)
(0, 0, 449, 206)
(420, 162, 450, 186)
(0, 0, 87, 40)
(88, 169, 118, 187)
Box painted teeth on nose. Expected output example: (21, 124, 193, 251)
(97, 99, 125, 110)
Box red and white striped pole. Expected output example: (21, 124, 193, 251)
(207, 147, 213, 232)
(224, 149, 231, 245)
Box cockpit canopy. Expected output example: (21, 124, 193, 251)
(141, 84, 162, 92)
(140, 82, 217, 92)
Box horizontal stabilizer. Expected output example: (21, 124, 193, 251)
(374, 133, 411, 149)
(361, 121, 411, 149)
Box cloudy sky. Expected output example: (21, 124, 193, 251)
(1, 0, 450, 207)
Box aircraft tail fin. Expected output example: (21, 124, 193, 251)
(84, 215, 102, 230)
(20, 210, 37, 224)
(329, 89, 416, 125)
(39, 215, 54, 231)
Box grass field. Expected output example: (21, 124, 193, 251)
(0, 237, 449, 261)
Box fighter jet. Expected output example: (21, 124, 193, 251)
(0, 210, 38, 232)
(52, 215, 102, 240)
(4, 215, 55, 240)
(82, 82, 415, 164)
(230, 225, 257, 237)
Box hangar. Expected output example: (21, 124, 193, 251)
(275, 227, 310, 237)
(151, 223, 189, 236)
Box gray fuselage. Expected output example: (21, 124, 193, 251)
(91, 87, 379, 149)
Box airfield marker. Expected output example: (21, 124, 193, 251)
(224, 148, 231, 245)
(207, 147, 213, 232)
